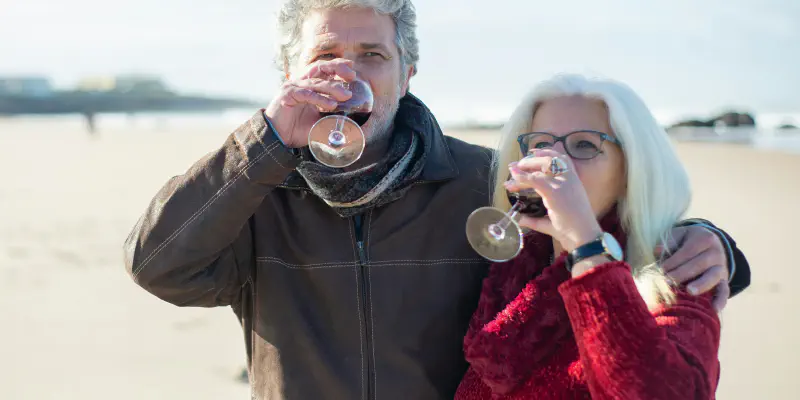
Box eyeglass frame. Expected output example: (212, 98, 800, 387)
(516, 130, 622, 160)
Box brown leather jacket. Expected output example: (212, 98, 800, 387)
(124, 95, 495, 399)
(124, 94, 749, 400)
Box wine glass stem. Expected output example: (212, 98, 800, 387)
(495, 202, 522, 231)
(335, 115, 345, 133)
(487, 202, 522, 240)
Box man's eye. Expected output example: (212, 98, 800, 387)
(364, 52, 384, 58)
(316, 53, 335, 60)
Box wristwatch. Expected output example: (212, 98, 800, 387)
(566, 232, 624, 271)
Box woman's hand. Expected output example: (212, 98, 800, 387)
(505, 149, 602, 252)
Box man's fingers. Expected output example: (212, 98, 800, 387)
(293, 79, 353, 102)
(284, 87, 338, 111)
(301, 59, 357, 81)
(665, 249, 717, 284)
(712, 282, 730, 312)
(659, 232, 711, 272)
(686, 265, 727, 295)
(654, 231, 682, 258)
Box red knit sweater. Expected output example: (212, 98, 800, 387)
(456, 218, 721, 400)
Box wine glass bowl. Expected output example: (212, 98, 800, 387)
(308, 78, 373, 168)
(331, 79, 373, 115)
(466, 206, 524, 262)
(465, 188, 546, 262)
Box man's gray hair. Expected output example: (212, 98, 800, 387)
(276, 0, 419, 76)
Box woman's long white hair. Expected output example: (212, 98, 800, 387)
(492, 74, 692, 309)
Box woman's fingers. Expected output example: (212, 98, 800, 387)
(506, 164, 555, 194)
(518, 214, 556, 237)
(516, 149, 575, 177)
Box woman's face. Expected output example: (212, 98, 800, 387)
(530, 96, 626, 218)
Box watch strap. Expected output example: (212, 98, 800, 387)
(566, 235, 606, 271)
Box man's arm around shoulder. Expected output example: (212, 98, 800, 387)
(678, 218, 751, 297)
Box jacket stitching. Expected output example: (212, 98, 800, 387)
(245, 115, 288, 171)
(254, 260, 486, 269)
(260, 130, 288, 169)
(133, 140, 278, 275)
(255, 257, 485, 266)
(132, 141, 279, 277)
(371, 259, 485, 265)
(366, 210, 376, 398)
(366, 210, 373, 260)
(369, 261, 487, 267)
(259, 263, 353, 270)
(255, 257, 353, 266)
(348, 220, 365, 400)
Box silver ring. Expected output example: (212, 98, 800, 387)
(548, 157, 569, 176)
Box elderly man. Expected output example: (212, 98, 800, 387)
(124, 1, 750, 399)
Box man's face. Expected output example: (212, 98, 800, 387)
(292, 7, 413, 143)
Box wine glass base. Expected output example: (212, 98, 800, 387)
(309, 115, 366, 168)
(465, 207, 524, 262)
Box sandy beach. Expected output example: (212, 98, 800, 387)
(1, 116, 797, 399)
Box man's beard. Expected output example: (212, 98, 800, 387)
(362, 89, 401, 146)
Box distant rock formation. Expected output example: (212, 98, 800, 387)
(777, 123, 797, 130)
(670, 119, 713, 128)
(668, 111, 756, 130)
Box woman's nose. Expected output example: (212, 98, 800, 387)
(552, 142, 568, 154)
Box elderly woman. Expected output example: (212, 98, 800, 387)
(456, 75, 721, 399)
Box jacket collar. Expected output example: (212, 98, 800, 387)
(280, 93, 459, 189)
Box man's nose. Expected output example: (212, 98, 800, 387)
(341, 52, 366, 75)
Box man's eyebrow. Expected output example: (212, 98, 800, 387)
(312, 41, 340, 52)
(359, 43, 390, 52)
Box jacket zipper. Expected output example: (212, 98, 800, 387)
(353, 214, 373, 400)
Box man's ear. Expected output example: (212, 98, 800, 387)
(401, 64, 415, 96)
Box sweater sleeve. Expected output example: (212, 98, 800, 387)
(462, 255, 571, 395)
(558, 262, 721, 400)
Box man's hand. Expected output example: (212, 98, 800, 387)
(658, 225, 729, 312)
(264, 58, 357, 148)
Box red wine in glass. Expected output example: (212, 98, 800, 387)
(308, 78, 373, 168)
(508, 189, 547, 218)
(318, 111, 372, 127)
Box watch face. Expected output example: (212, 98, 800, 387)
(602, 232, 624, 261)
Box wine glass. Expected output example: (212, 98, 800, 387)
(308, 77, 373, 168)
(465, 188, 546, 262)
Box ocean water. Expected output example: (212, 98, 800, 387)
(3, 110, 800, 154)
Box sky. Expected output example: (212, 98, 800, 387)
(1, 0, 798, 126)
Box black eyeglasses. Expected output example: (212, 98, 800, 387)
(516, 130, 621, 160)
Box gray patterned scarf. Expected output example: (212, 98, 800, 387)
(296, 125, 427, 218)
